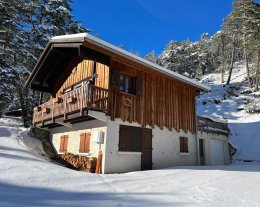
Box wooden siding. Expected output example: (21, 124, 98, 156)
(109, 60, 197, 133)
(34, 42, 198, 133)
(54, 59, 109, 97)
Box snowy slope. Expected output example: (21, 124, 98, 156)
(197, 61, 260, 161)
(1, 117, 260, 207)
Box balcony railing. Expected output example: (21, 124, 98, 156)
(33, 84, 109, 125)
(197, 116, 229, 136)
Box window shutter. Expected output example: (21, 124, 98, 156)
(79, 133, 91, 153)
(135, 77, 143, 96)
(85, 133, 91, 152)
(180, 137, 188, 153)
(119, 126, 129, 151)
(79, 133, 85, 152)
(179, 137, 183, 152)
(184, 137, 188, 152)
(59, 135, 65, 152)
(64, 135, 68, 152)
(111, 68, 120, 88)
(119, 125, 142, 152)
(60, 135, 69, 152)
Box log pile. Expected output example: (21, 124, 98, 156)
(59, 153, 97, 173)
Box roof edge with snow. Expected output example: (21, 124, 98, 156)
(26, 33, 210, 92)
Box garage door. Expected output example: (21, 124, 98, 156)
(210, 139, 225, 165)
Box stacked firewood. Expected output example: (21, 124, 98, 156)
(59, 153, 97, 173)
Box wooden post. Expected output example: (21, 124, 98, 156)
(39, 91, 43, 105)
(95, 151, 102, 174)
(41, 104, 44, 126)
(80, 82, 84, 115)
(51, 101, 54, 122)
(64, 95, 67, 120)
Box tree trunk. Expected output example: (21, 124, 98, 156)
(243, 13, 252, 87)
(221, 34, 225, 83)
(255, 50, 260, 91)
(227, 33, 236, 85)
(18, 86, 28, 127)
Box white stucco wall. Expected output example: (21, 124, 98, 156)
(98, 111, 197, 173)
(49, 119, 107, 173)
(197, 131, 229, 165)
(152, 127, 197, 169)
(49, 110, 197, 174)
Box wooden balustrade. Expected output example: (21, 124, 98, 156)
(33, 84, 109, 125)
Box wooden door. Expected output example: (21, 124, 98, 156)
(199, 139, 204, 165)
(141, 128, 152, 170)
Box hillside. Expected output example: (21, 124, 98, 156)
(197, 61, 260, 161)
(0, 117, 260, 207)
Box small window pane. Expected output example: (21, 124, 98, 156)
(125, 77, 129, 92)
(120, 76, 124, 92)
(119, 75, 134, 94)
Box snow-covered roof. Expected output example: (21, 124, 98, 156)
(50, 33, 210, 91)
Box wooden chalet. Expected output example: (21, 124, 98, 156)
(26, 33, 212, 173)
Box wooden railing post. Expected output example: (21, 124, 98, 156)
(64, 95, 67, 120)
(80, 82, 84, 115)
(51, 101, 54, 122)
(41, 104, 44, 125)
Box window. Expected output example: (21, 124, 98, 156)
(179, 137, 188, 153)
(120, 75, 134, 94)
(59, 135, 69, 152)
(119, 125, 141, 152)
(79, 133, 91, 153)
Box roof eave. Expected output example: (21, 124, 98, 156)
(82, 35, 210, 92)
(25, 33, 210, 92)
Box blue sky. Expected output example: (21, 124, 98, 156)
(72, 0, 236, 57)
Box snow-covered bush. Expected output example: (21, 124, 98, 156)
(244, 99, 260, 114)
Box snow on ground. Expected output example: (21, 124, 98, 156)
(197, 61, 260, 161)
(1, 117, 260, 207)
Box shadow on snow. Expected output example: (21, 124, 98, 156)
(0, 182, 184, 207)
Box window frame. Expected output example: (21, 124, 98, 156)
(179, 137, 189, 153)
(119, 74, 135, 94)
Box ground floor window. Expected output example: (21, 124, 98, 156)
(119, 125, 141, 152)
(179, 137, 188, 153)
(79, 133, 91, 153)
(59, 135, 69, 152)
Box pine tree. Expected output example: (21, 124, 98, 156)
(223, 13, 240, 85)
(23, 0, 89, 70)
(144, 50, 157, 63)
(231, 0, 259, 87)
(0, 0, 89, 124)
(0, 0, 27, 116)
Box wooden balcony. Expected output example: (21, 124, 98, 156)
(33, 84, 109, 127)
(197, 116, 229, 136)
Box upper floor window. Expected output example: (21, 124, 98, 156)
(120, 75, 134, 94)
